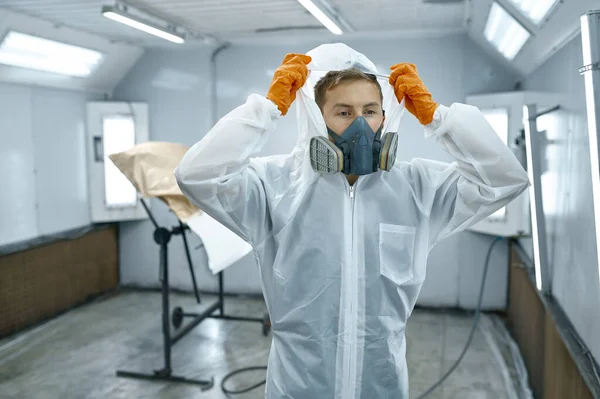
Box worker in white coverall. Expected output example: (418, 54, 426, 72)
(175, 43, 530, 399)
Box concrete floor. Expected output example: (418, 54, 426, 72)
(0, 291, 518, 399)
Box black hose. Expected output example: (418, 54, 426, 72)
(221, 237, 503, 397)
(416, 236, 503, 399)
(220, 365, 267, 395)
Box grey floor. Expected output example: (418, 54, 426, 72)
(0, 291, 516, 399)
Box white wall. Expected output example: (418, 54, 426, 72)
(0, 84, 37, 245)
(524, 34, 600, 363)
(113, 34, 520, 309)
(0, 83, 99, 246)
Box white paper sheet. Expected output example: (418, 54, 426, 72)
(185, 211, 253, 274)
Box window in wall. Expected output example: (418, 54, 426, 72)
(102, 115, 137, 208)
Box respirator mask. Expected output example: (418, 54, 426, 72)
(309, 115, 398, 175)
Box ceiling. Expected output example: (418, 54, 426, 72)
(0, 0, 597, 91)
(0, 0, 466, 47)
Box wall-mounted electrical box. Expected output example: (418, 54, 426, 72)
(86, 101, 149, 223)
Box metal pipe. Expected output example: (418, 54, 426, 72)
(534, 105, 561, 119)
(140, 199, 159, 229)
(171, 301, 221, 345)
(211, 43, 232, 126)
(219, 272, 225, 315)
(159, 232, 172, 371)
(206, 43, 232, 313)
(209, 315, 263, 323)
(180, 220, 201, 303)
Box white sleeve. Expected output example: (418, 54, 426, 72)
(407, 103, 531, 248)
(175, 94, 280, 246)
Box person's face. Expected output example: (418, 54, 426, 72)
(321, 80, 384, 136)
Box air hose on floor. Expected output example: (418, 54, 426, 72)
(221, 237, 503, 397)
(415, 236, 502, 399)
(221, 365, 267, 395)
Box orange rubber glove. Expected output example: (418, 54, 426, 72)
(389, 63, 438, 125)
(266, 53, 312, 116)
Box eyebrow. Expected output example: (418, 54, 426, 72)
(333, 102, 381, 108)
(363, 102, 380, 108)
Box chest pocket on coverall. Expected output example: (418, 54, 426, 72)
(378, 223, 416, 286)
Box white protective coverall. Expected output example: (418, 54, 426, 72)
(175, 43, 530, 398)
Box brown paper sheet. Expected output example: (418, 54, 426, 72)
(108, 142, 200, 222)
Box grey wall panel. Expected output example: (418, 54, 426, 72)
(31, 87, 98, 235)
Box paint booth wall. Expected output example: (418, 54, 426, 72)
(524, 34, 600, 363)
(113, 34, 520, 309)
(0, 83, 100, 246)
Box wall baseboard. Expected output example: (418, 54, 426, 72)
(0, 225, 119, 339)
(508, 243, 597, 399)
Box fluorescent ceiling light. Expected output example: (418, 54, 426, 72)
(0, 31, 103, 77)
(523, 105, 543, 291)
(484, 2, 531, 60)
(102, 6, 185, 44)
(580, 12, 600, 289)
(297, 0, 343, 35)
(507, 0, 559, 25)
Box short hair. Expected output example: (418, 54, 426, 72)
(314, 68, 384, 110)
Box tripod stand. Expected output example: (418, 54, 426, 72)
(116, 199, 270, 390)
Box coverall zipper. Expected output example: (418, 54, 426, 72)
(346, 182, 357, 398)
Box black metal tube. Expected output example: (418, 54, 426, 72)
(218, 271, 225, 315)
(141, 199, 160, 229)
(116, 369, 214, 389)
(533, 105, 561, 119)
(171, 301, 221, 345)
(180, 221, 201, 304)
(209, 315, 264, 323)
(160, 238, 172, 372)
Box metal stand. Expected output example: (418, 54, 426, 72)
(116, 199, 271, 389)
